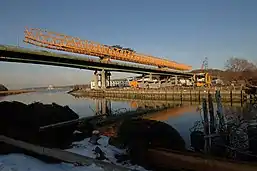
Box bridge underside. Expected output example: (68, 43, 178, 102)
(0, 45, 194, 89)
(0, 45, 193, 76)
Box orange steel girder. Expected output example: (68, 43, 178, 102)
(24, 28, 192, 71)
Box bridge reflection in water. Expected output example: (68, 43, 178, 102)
(89, 97, 197, 138)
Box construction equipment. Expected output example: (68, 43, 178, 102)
(126, 77, 139, 88)
(193, 57, 212, 87)
(201, 57, 208, 71)
(129, 80, 139, 88)
(23, 28, 192, 71)
(193, 73, 211, 87)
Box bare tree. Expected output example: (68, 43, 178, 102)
(223, 57, 257, 85)
(225, 57, 256, 72)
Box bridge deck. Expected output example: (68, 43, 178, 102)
(0, 45, 193, 77)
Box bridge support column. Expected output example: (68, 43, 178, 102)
(107, 71, 111, 87)
(175, 75, 178, 86)
(94, 71, 99, 89)
(142, 76, 145, 88)
(165, 77, 169, 87)
(149, 73, 153, 81)
(158, 77, 161, 88)
(101, 69, 106, 89)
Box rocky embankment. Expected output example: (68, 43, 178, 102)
(0, 101, 79, 152)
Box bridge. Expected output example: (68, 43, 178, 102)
(0, 28, 194, 89)
(0, 45, 193, 88)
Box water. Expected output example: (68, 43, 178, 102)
(0, 89, 202, 148)
(0, 90, 131, 117)
(2, 90, 257, 163)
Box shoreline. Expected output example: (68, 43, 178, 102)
(0, 90, 35, 96)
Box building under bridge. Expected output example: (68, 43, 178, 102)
(91, 78, 129, 89)
(90, 74, 195, 89)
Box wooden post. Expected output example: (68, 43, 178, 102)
(230, 89, 233, 106)
(202, 98, 210, 152)
(165, 89, 167, 100)
(250, 94, 253, 104)
(208, 93, 215, 134)
(189, 89, 192, 103)
(215, 90, 225, 131)
(198, 90, 201, 103)
(172, 88, 174, 101)
(240, 89, 243, 107)
(180, 90, 183, 102)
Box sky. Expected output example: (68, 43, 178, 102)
(1, 0, 257, 89)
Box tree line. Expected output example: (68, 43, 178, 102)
(223, 57, 257, 86)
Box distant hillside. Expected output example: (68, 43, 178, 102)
(190, 69, 225, 77)
(0, 84, 8, 91)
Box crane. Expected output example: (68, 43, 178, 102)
(23, 28, 192, 71)
(201, 57, 208, 71)
(193, 57, 211, 87)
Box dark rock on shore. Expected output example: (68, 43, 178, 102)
(0, 101, 79, 151)
(0, 84, 8, 91)
(109, 118, 185, 168)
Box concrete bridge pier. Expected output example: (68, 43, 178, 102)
(100, 70, 111, 89)
(107, 71, 111, 87)
(101, 69, 106, 89)
(149, 73, 153, 80)
(175, 75, 178, 86)
(165, 76, 169, 87)
(158, 77, 161, 88)
(93, 70, 100, 89)
(142, 75, 145, 88)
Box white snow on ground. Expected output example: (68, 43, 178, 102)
(0, 153, 104, 171)
(0, 136, 149, 171)
(66, 136, 149, 171)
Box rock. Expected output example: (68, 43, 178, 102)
(89, 130, 101, 145)
(93, 146, 108, 160)
(0, 101, 79, 150)
(109, 118, 185, 167)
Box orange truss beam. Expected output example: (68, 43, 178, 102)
(24, 28, 191, 71)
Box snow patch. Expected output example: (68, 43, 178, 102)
(67, 136, 148, 171)
(0, 136, 149, 171)
(0, 153, 104, 171)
